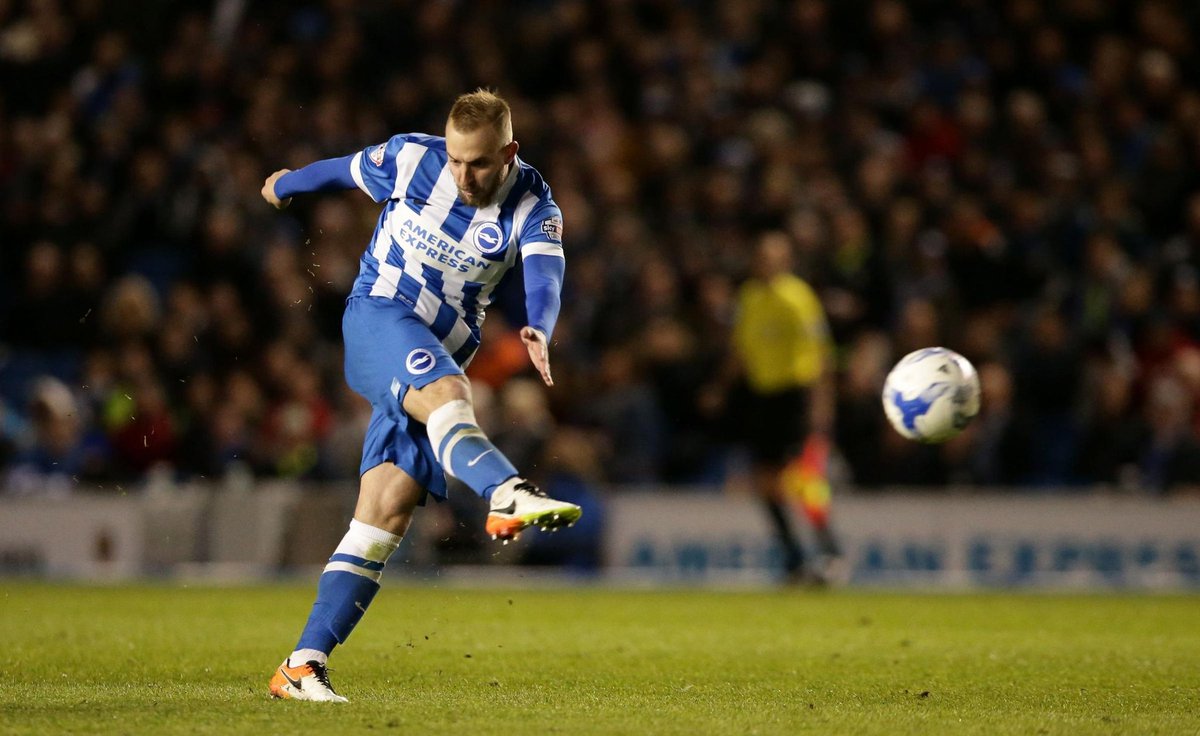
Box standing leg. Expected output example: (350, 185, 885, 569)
(269, 462, 422, 702)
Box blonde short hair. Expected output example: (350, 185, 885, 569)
(448, 88, 513, 141)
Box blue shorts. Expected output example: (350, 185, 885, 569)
(342, 296, 466, 499)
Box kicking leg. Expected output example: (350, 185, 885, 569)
(270, 463, 421, 702)
(405, 374, 581, 541)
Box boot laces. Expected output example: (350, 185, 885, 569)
(306, 661, 337, 691)
(513, 480, 547, 498)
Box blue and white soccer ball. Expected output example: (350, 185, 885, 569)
(882, 347, 981, 443)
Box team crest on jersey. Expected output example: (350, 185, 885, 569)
(369, 143, 386, 166)
(405, 348, 436, 375)
(541, 215, 563, 243)
(472, 222, 505, 255)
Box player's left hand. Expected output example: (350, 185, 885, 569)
(520, 326, 553, 387)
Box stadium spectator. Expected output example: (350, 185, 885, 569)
(3, 377, 108, 496)
(1140, 373, 1200, 493)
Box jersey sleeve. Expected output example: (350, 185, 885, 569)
(517, 200, 565, 261)
(522, 254, 564, 339)
(517, 198, 565, 338)
(274, 155, 358, 198)
(350, 134, 412, 203)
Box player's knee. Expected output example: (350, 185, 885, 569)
(403, 374, 471, 422)
(430, 373, 472, 399)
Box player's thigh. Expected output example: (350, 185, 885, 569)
(359, 405, 448, 503)
(356, 462, 425, 535)
(342, 297, 463, 418)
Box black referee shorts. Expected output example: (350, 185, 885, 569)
(728, 382, 811, 466)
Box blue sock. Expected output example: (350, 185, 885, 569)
(426, 400, 518, 500)
(292, 520, 401, 662)
(295, 568, 380, 654)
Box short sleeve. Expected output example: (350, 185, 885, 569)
(519, 200, 565, 260)
(351, 134, 410, 203)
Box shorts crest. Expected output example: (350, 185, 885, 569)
(405, 348, 436, 375)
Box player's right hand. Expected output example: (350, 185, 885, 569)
(520, 326, 554, 387)
(262, 169, 293, 209)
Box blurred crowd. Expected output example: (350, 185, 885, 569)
(3, 0, 1200, 496)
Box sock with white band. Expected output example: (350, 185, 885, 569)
(292, 519, 402, 663)
(426, 399, 518, 500)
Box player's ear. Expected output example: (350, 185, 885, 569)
(502, 140, 519, 164)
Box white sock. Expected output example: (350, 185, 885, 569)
(289, 648, 328, 666)
(333, 518, 403, 563)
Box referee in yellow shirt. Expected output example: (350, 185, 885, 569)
(730, 231, 841, 584)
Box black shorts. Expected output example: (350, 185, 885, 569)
(729, 382, 811, 465)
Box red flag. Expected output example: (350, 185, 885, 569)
(781, 433, 832, 529)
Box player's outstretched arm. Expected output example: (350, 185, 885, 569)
(520, 252, 564, 388)
(261, 154, 360, 209)
(521, 326, 553, 387)
(262, 169, 293, 209)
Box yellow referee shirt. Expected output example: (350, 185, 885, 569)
(733, 273, 831, 394)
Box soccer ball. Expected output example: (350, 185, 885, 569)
(881, 347, 981, 443)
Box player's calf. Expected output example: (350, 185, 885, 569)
(426, 399, 520, 498)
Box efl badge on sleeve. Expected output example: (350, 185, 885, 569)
(541, 215, 563, 243)
(369, 143, 386, 166)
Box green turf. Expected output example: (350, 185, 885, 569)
(2, 582, 1198, 735)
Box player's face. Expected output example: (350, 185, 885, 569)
(445, 122, 517, 207)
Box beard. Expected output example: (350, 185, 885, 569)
(457, 169, 505, 207)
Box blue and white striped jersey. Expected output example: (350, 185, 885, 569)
(346, 133, 564, 364)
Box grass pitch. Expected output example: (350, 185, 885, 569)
(2, 582, 1198, 735)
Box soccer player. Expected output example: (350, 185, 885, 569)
(728, 232, 842, 585)
(261, 90, 581, 702)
